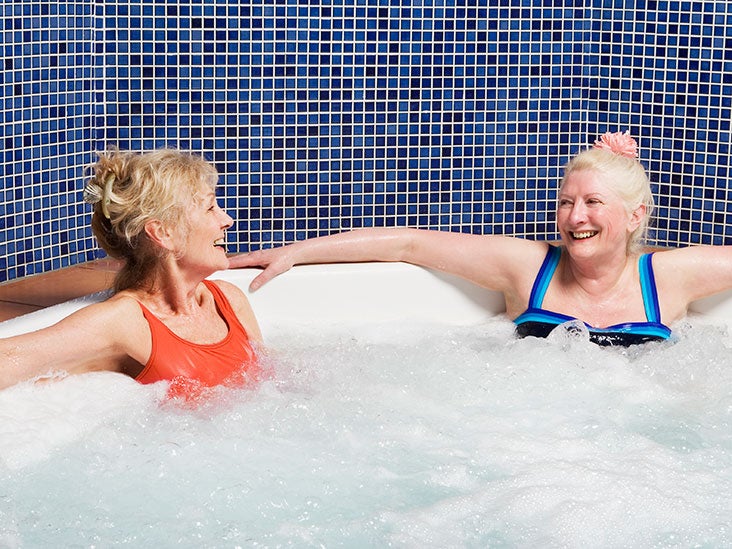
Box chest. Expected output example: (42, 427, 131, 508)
(158, 307, 230, 344)
(540, 283, 650, 328)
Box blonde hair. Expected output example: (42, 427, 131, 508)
(561, 147, 654, 254)
(85, 148, 219, 292)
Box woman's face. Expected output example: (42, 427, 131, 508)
(557, 169, 642, 258)
(175, 184, 234, 274)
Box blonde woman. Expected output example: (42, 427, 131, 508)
(231, 132, 732, 346)
(1, 148, 262, 394)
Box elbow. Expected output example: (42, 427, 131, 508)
(379, 227, 420, 262)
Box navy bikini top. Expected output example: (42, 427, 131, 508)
(513, 245, 672, 346)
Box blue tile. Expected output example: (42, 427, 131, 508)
(2, 2, 732, 280)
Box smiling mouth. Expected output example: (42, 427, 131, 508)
(571, 231, 598, 240)
(214, 238, 227, 251)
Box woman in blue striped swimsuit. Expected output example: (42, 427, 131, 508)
(232, 132, 732, 347)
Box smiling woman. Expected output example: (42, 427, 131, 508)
(230, 132, 732, 347)
(558, 132, 652, 256)
(0, 148, 262, 394)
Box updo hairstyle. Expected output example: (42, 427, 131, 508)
(86, 148, 219, 292)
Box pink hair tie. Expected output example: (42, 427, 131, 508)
(593, 131, 638, 159)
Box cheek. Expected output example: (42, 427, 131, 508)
(173, 215, 196, 244)
(555, 207, 570, 224)
(603, 209, 633, 234)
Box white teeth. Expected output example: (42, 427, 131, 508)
(572, 231, 597, 239)
(214, 238, 226, 248)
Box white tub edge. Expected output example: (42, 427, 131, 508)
(2, 262, 732, 338)
(0, 263, 505, 338)
(217, 262, 505, 332)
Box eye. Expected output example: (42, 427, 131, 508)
(558, 198, 573, 207)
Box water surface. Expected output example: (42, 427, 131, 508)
(1, 318, 730, 547)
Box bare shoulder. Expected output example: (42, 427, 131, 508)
(207, 278, 256, 317)
(55, 293, 149, 347)
(208, 278, 249, 305)
(649, 244, 732, 270)
(0, 293, 150, 386)
(472, 236, 552, 286)
(649, 245, 732, 301)
(52, 293, 144, 330)
(411, 231, 550, 290)
(208, 279, 263, 342)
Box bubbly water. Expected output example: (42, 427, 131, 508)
(1, 318, 731, 548)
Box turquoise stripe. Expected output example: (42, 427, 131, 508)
(528, 245, 561, 308)
(515, 308, 672, 339)
(515, 247, 672, 343)
(638, 253, 662, 323)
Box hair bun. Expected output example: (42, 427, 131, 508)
(593, 131, 638, 159)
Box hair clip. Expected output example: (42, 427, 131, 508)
(82, 174, 115, 219)
(82, 180, 103, 205)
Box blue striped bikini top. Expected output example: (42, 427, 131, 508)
(513, 245, 672, 346)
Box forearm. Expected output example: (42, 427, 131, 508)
(0, 304, 128, 390)
(280, 227, 416, 266)
(228, 227, 424, 290)
(229, 227, 418, 271)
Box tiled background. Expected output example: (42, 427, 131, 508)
(1, 0, 731, 283)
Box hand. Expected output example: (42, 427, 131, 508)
(228, 248, 294, 291)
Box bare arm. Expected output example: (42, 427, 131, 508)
(229, 227, 549, 299)
(653, 245, 732, 321)
(0, 298, 149, 391)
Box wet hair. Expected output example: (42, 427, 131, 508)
(561, 147, 654, 254)
(85, 148, 219, 292)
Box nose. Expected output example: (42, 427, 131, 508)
(567, 201, 587, 224)
(219, 207, 234, 229)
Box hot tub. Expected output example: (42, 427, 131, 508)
(1, 263, 731, 547)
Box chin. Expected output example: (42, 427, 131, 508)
(198, 256, 228, 275)
(565, 238, 599, 255)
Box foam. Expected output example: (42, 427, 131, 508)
(1, 264, 732, 545)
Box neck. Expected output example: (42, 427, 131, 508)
(564, 248, 634, 295)
(138, 260, 210, 316)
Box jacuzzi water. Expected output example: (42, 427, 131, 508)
(1, 265, 731, 547)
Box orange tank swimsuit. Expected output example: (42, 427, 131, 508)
(134, 280, 260, 395)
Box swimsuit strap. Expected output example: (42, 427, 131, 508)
(638, 253, 662, 323)
(527, 248, 663, 323)
(528, 245, 561, 309)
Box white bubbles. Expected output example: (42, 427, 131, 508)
(1, 319, 731, 547)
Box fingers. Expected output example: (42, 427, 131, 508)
(248, 271, 270, 292)
(228, 247, 294, 291)
(248, 264, 291, 291)
(228, 249, 270, 269)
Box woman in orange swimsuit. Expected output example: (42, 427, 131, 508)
(231, 132, 732, 346)
(0, 148, 262, 392)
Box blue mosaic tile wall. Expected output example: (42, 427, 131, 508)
(589, 1, 732, 246)
(1, 0, 97, 282)
(1, 0, 731, 283)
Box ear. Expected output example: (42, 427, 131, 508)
(627, 203, 646, 232)
(144, 219, 176, 251)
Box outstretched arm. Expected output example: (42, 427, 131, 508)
(653, 245, 732, 322)
(229, 228, 414, 290)
(229, 227, 548, 296)
(0, 298, 146, 391)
